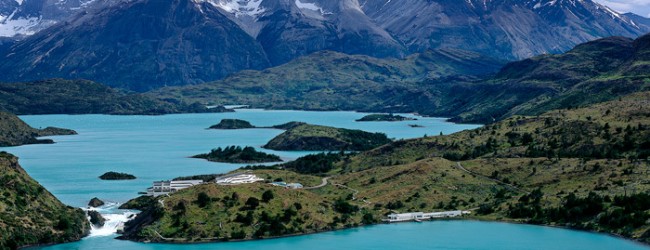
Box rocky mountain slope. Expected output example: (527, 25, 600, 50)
(361, 0, 647, 60)
(0, 0, 270, 91)
(0, 152, 89, 249)
(217, 0, 407, 65)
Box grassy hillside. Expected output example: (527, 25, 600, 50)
(263, 124, 392, 151)
(150, 50, 504, 112)
(0, 79, 229, 115)
(338, 92, 650, 241)
(350, 91, 650, 170)
(0, 111, 76, 147)
(119, 176, 368, 242)
(0, 152, 89, 249)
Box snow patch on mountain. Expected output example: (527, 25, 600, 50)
(0, 0, 120, 38)
(295, 0, 319, 11)
(202, 0, 265, 17)
(295, 0, 330, 15)
(0, 16, 39, 37)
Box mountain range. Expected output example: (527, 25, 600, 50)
(1, 0, 649, 90)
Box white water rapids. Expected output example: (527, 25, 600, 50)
(83, 202, 138, 237)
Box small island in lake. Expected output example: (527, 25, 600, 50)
(208, 120, 309, 130)
(263, 124, 392, 151)
(356, 114, 416, 122)
(99, 171, 136, 180)
(209, 119, 256, 129)
(192, 146, 282, 163)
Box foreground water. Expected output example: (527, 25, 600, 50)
(1, 110, 646, 249)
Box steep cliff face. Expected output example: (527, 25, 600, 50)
(0, 152, 89, 249)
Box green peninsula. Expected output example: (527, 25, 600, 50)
(0, 111, 76, 147)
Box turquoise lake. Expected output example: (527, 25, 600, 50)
(2, 110, 648, 249)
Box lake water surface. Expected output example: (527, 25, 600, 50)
(2, 110, 647, 249)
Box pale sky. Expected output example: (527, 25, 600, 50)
(596, 0, 650, 17)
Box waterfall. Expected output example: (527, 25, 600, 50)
(83, 202, 138, 237)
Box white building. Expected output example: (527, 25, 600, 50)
(386, 210, 465, 222)
(215, 173, 264, 185)
(146, 180, 204, 197)
(286, 183, 303, 189)
(270, 182, 303, 189)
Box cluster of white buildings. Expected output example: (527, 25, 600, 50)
(144, 172, 304, 196)
(385, 210, 469, 222)
(216, 173, 264, 185)
(146, 180, 204, 197)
